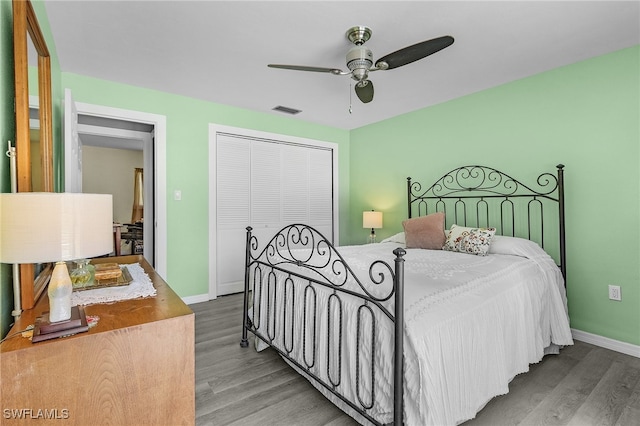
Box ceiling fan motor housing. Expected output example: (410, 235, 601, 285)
(346, 45, 373, 81)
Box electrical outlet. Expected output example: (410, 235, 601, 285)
(608, 285, 621, 301)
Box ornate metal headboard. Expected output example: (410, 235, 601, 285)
(407, 164, 566, 279)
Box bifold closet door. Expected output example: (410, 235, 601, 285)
(215, 134, 334, 296)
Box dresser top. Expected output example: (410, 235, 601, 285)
(1, 255, 193, 352)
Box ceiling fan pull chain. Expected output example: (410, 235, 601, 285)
(349, 82, 353, 114)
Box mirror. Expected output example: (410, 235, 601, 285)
(29, 106, 43, 192)
(13, 0, 54, 309)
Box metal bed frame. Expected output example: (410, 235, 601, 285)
(240, 164, 566, 425)
(408, 164, 566, 279)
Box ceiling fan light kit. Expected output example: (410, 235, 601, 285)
(346, 45, 373, 81)
(268, 25, 454, 104)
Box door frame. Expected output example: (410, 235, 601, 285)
(67, 99, 168, 279)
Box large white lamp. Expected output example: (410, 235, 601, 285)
(363, 210, 383, 244)
(0, 193, 113, 322)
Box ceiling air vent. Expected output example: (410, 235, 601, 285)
(272, 105, 302, 115)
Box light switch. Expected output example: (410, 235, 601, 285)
(174, 190, 182, 201)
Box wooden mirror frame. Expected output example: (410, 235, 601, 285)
(13, 0, 54, 309)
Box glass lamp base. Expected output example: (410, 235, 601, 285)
(49, 261, 73, 323)
(71, 259, 92, 289)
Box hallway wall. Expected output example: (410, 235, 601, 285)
(82, 145, 143, 224)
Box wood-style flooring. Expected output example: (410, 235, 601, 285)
(193, 293, 640, 426)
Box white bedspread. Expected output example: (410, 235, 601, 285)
(250, 236, 573, 425)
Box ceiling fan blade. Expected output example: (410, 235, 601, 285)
(375, 35, 454, 70)
(268, 64, 344, 74)
(354, 80, 374, 103)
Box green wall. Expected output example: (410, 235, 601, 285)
(0, 0, 16, 337)
(350, 45, 640, 346)
(61, 73, 350, 300)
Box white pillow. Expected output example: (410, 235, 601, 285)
(488, 235, 543, 257)
(442, 224, 496, 256)
(380, 232, 406, 244)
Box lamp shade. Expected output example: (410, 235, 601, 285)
(0, 193, 113, 264)
(363, 211, 383, 229)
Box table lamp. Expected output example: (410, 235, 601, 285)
(363, 210, 383, 244)
(0, 193, 113, 323)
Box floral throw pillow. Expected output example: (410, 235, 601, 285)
(442, 224, 496, 256)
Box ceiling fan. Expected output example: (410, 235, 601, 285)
(268, 26, 454, 104)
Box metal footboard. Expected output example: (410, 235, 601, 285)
(240, 224, 406, 426)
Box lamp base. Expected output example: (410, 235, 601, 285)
(32, 305, 89, 343)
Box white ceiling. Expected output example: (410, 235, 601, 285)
(43, 1, 639, 130)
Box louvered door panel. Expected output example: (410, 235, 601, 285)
(282, 145, 310, 224)
(251, 142, 281, 228)
(216, 135, 251, 295)
(308, 148, 333, 239)
(214, 131, 335, 296)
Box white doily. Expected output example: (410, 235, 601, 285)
(70, 263, 157, 306)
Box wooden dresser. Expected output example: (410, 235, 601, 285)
(0, 255, 195, 425)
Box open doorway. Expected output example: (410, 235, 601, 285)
(78, 118, 153, 261)
(64, 89, 168, 278)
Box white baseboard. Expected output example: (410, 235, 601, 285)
(571, 328, 640, 358)
(182, 293, 210, 305)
